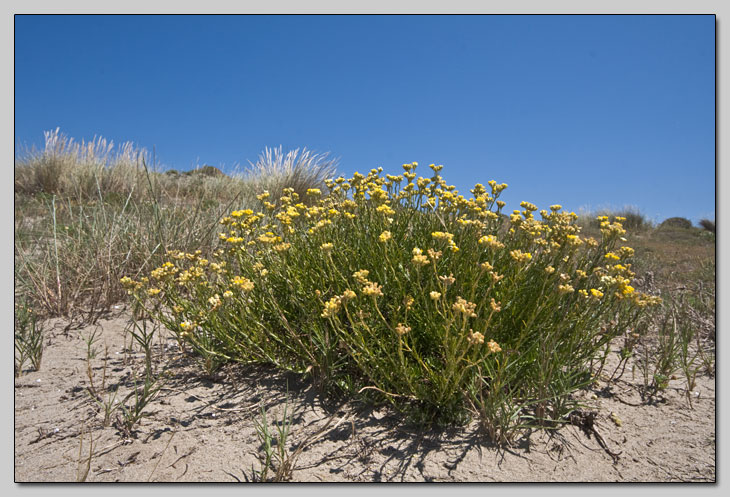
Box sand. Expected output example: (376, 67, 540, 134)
(14, 310, 715, 482)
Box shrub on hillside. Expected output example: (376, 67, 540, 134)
(698, 219, 715, 233)
(660, 217, 692, 229)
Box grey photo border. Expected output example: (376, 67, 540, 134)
(4, 2, 723, 495)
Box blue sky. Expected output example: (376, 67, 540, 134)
(15, 14, 715, 223)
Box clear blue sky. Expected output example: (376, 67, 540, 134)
(15, 14, 715, 223)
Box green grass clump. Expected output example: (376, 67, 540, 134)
(14, 298, 44, 376)
(127, 162, 661, 440)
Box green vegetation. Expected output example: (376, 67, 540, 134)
(699, 218, 715, 233)
(14, 130, 336, 324)
(126, 162, 665, 437)
(14, 298, 44, 376)
(15, 131, 715, 448)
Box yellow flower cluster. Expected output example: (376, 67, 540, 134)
(363, 281, 384, 297)
(208, 294, 222, 310)
(431, 231, 459, 252)
(478, 235, 505, 249)
(412, 247, 429, 266)
(467, 330, 484, 345)
(353, 269, 370, 284)
(487, 340, 502, 354)
(452, 297, 477, 318)
(321, 296, 342, 318)
(232, 276, 255, 292)
(321, 289, 357, 318)
(395, 323, 411, 336)
(509, 249, 532, 263)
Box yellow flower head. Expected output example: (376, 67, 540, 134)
(208, 294, 222, 310)
(376, 204, 396, 216)
(478, 234, 505, 249)
(395, 323, 411, 336)
(430, 291, 442, 301)
(427, 248, 442, 261)
(321, 296, 342, 318)
(353, 269, 370, 284)
(232, 276, 255, 292)
(412, 246, 429, 266)
(431, 231, 454, 242)
(467, 330, 485, 346)
(452, 297, 477, 318)
(487, 340, 502, 354)
(362, 281, 384, 297)
(618, 246, 635, 258)
(509, 249, 532, 263)
(378, 230, 392, 243)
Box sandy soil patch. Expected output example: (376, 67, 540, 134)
(14, 312, 715, 482)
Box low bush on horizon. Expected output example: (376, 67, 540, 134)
(124, 162, 662, 439)
(698, 218, 715, 233)
(659, 217, 693, 230)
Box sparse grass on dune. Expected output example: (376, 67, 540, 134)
(576, 207, 715, 399)
(14, 130, 336, 324)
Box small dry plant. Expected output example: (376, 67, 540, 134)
(14, 298, 44, 376)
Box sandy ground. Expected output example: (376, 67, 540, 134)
(14, 310, 716, 482)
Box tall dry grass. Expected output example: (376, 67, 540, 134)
(14, 130, 338, 323)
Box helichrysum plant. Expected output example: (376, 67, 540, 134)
(124, 162, 660, 438)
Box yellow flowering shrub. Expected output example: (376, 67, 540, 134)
(125, 161, 659, 435)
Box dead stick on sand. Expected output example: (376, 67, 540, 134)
(147, 430, 176, 481)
